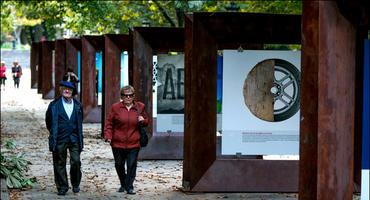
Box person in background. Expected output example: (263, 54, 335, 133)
(104, 85, 149, 195)
(0, 61, 7, 91)
(11, 60, 22, 88)
(45, 81, 84, 196)
(63, 67, 79, 96)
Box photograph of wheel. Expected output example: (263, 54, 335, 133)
(272, 59, 300, 122)
(243, 58, 300, 122)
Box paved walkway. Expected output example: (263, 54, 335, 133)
(0, 70, 303, 200)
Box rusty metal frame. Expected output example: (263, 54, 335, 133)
(81, 36, 104, 122)
(39, 41, 55, 99)
(54, 39, 81, 98)
(30, 42, 39, 89)
(102, 34, 131, 137)
(66, 38, 82, 100)
(37, 42, 44, 94)
(65, 38, 82, 72)
(299, 1, 367, 199)
(131, 27, 184, 159)
(54, 40, 67, 98)
(183, 12, 301, 192)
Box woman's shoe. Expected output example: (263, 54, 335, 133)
(127, 189, 136, 195)
(117, 187, 125, 192)
(72, 186, 80, 193)
(57, 189, 68, 196)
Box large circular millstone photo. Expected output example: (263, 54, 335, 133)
(243, 59, 300, 122)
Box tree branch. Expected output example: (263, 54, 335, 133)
(153, 0, 176, 27)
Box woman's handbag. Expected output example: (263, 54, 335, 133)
(137, 106, 148, 147)
(138, 122, 148, 147)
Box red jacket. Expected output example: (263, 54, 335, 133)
(104, 101, 149, 149)
(0, 66, 6, 78)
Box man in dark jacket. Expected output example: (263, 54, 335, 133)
(45, 81, 84, 196)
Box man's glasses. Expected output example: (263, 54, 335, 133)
(122, 93, 134, 98)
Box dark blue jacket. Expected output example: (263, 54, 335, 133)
(46, 97, 84, 152)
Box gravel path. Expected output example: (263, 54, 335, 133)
(1, 69, 301, 200)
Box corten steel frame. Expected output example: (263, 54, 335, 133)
(81, 36, 104, 123)
(54, 39, 81, 98)
(183, 13, 301, 192)
(337, 0, 370, 194)
(66, 38, 82, 100)
(37, 42, 42, 94)
(39, 41, 55, 99)
(54, 40, 67, 98)
(102, 34, 132, 137)
(30, 42, 39, 89)
(300, 1, 368, 200)
(131, 27, 184, 159)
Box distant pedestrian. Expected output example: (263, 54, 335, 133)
(104, 85, 149, 195)
(62, 67, 79, 96)
(0, 61, 7, 91)
(11, 60, 22, 88)
(45, 81, 84, 196)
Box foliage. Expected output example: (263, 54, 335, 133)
(0, 140, 36, 189)
(0, 1, 302, 45)
(264, 44, 301, 51)
(0, 1, 15, 45)
(242, 1, 302, 14)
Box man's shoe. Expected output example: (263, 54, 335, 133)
(57, 189, 67, 196)
(72, 186, 80, 193)
(117, 186, 125, 193)
(127, 189, 136, 195)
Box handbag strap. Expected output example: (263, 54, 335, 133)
(136, 102, 141, 116)
(136, 103, 143, 125)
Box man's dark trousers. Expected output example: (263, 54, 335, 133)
(52, 141, 81, 192)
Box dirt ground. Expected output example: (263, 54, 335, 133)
(2, 69, 329, 200)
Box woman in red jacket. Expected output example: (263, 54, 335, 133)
(104, 85, 148, 195)
(0, 61, 7, 91)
